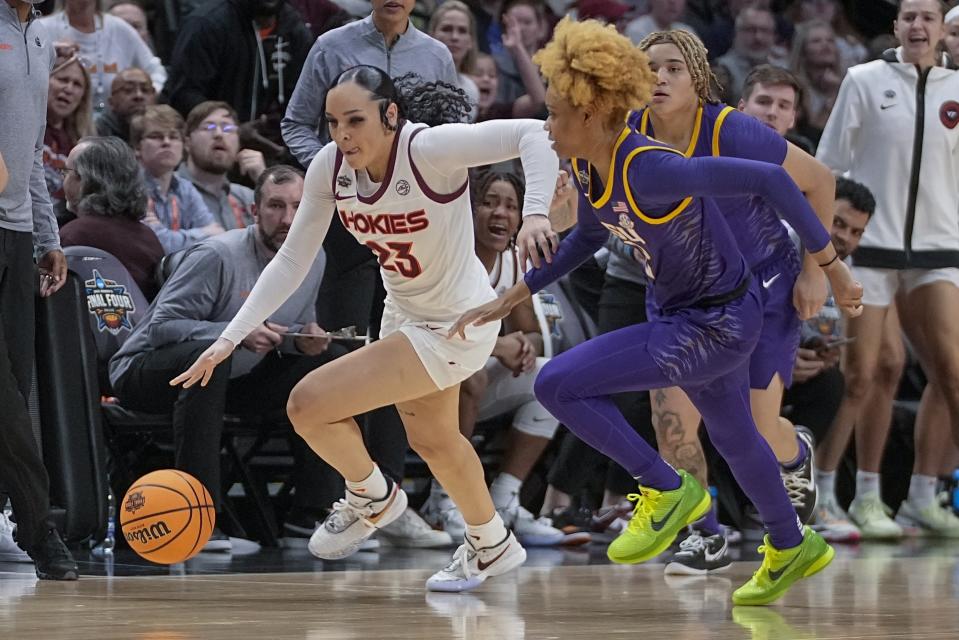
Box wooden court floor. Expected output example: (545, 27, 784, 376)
(1, 541, 957, 639)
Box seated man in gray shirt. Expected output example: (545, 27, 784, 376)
(109, 165, 340, 551)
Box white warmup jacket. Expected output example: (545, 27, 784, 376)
(817, 48, 959, 269)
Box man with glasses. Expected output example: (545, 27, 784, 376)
(96, 67, 157, 144)
(132, 105, 224, 253)
(179, 101, 266, 231)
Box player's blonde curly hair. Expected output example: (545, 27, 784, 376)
(532, 17, 656, 127)
(637, 30, 721, 104)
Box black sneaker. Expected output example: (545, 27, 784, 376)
(781, 426, 818, 525)
(26, 528, 79, 581)
(547, 506, 592, 546)
(664, 532, 731, 575)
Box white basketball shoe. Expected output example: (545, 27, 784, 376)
(426, 531, 526, 592)
(308, 481, 407, 560)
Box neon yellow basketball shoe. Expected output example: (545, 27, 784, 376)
(606, 470, 711, 564)
(732, 526, 834, 606)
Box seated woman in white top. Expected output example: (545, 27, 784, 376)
(172, 66, 561, 592)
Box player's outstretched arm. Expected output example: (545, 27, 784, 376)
(449, 282, 532, 340)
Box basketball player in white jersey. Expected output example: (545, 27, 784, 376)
(171, 65, 560, 592)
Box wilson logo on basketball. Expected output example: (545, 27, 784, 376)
(124, 490, 146, 514)
(941, 101, 959, 130)
(125, 521, 172, 546)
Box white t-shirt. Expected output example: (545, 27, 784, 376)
(38, 12, 167, 111)
(220, 119, 558, 345)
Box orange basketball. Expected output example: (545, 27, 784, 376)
(120, 469, 216, 564)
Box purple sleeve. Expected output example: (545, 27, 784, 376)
(524, 191, 609, 294)
(630, 152, 830, 253)
(717, 110, 788, 165)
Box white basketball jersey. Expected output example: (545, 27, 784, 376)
(332, 122, 495, 321)
(489, 246, 522, 296)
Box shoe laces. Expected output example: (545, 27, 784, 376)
(625, 488, 663, 534)
(782, 471, 811, 508)
(676, 532, 706, 557)
(326, 498, 375, 533)
(443, 542, 475, 579)
(751, 542, 788, 584)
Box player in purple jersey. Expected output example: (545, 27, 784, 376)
(451, 18, 862, 605)
(630, 33, 837, 571)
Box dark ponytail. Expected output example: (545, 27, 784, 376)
(332, 65, 473, 129)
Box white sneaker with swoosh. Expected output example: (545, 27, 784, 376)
(426, 531, 526, 592)
(762, 273, 782, 289)
(308, 481, 407, 560)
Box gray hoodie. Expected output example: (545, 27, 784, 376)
(281, 14, 458, 167)
(0, 5, 58, 253)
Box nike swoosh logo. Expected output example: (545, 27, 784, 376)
(477, 544, 510, 571)
(762, 273, 781, 289)
(531, 416, 552, 422)
(880, 103, 895, 110)
(704, 539, 727, 563)
(767, 554, 799, 581)
(650, 501, 681, 532)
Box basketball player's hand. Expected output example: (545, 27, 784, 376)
(793, 263, 828, 320)
(548, 170, 577, 233)
(792, 347, 825, 383)
(241, 321, 288, 353)
(823, 259, 864, 317)
(170, 337, 236, 388)
(449, 283, 530, 340)
(294, 322, 331, 356)
(38, 249, 67, 297)
(517, 214, 558, 269)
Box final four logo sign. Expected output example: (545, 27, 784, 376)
(84, 270, 135, 334)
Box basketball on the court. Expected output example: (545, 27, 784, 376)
(120, 470, 216, 564)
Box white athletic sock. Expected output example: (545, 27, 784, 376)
(855, 470, 881, 500)
(346, 465, 389, 507)
(907, 474, 937, 508)
(466, 512, 509, 549)
(490, 473, 523, 510)
(815, 467, 837, 503)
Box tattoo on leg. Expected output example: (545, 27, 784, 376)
(653, 409, 708, 486)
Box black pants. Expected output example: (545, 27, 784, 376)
(315, 247, 408, 488)
(114, 341, 344, 511)
(0, 229, 54, 549)
(782, 365, 845, 444)
(548, 275, 656, 500)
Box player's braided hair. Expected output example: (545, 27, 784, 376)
(533, 17, 656, 128)
(636, 30, 721, 104)
(333, 66, 472, 129)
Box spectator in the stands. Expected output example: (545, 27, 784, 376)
(625, 0, 696, 44)
(95, 68, 157, 144)
(429, 0, 482, 116)
(39, 0, 166, 113)
(792, 0, 867, 68)
(43, 53, 95, 225)
(164, 0, 314, 153)
(790, 20, 846, 145)
(946, 5, 959, 63)
(59, 137, 164, 300)
(132, 105, 224, 253)
(492, 0, 549, 114)
(715, 6, 787, 104)
(179, 101, 263, 232)
(108, 2, 155, 51)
